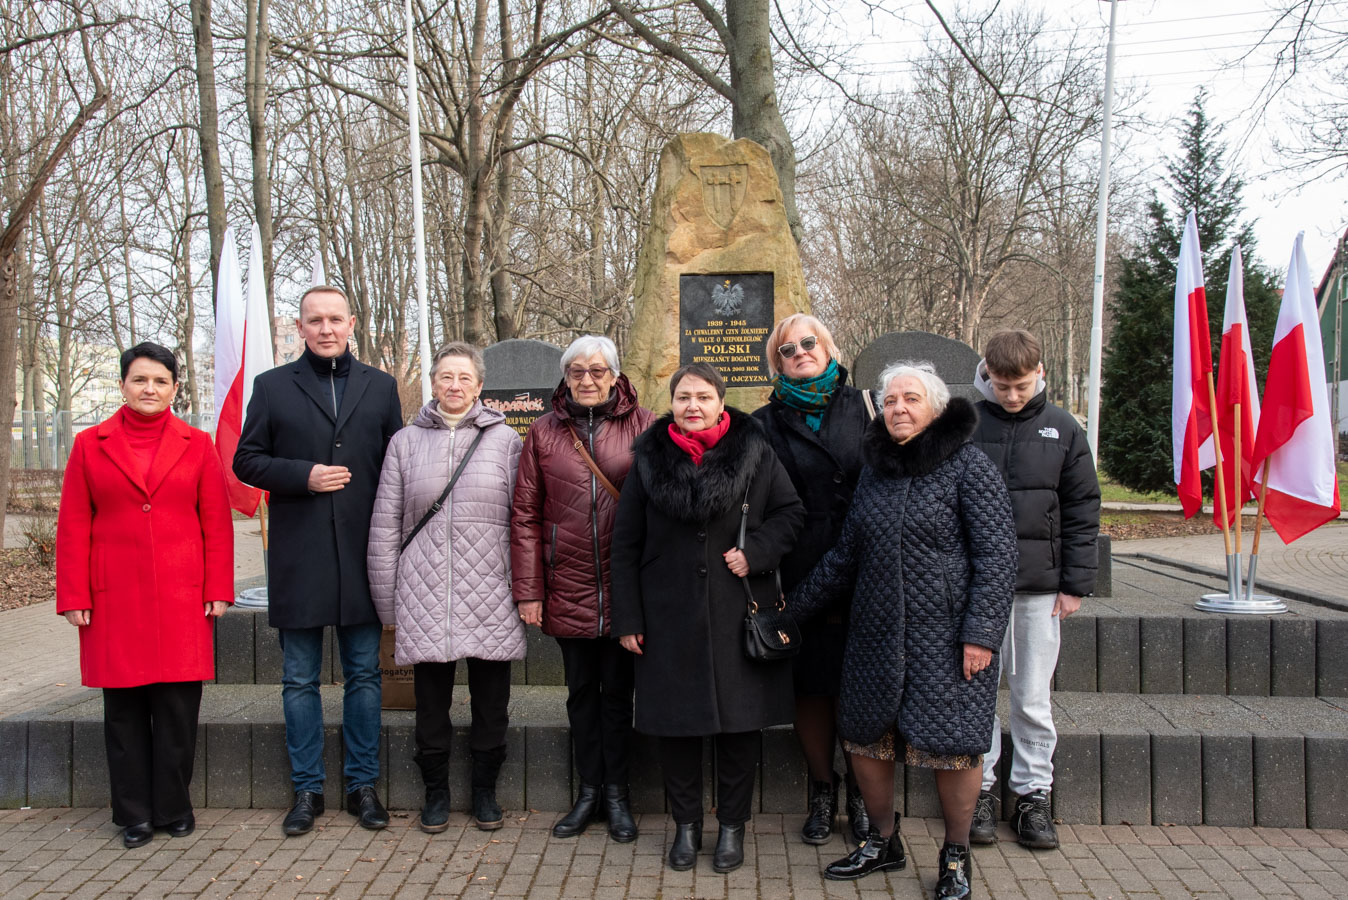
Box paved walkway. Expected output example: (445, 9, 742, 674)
(3, 808, 1348, 899)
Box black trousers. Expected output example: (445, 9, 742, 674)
(102, 681, 202, 827)
(658, 731, 759, 827)
(557, 636, 634, 787)
(413, 659, 511, 760)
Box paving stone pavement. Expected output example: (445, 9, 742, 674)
(2, 807, 1347, 899)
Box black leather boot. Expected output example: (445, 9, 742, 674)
(712, 822, 746, 873)
(470, 746, 506, 831)
(667, 821, 702, 871)
(845, 775, 870, 844)
(823, 813, 906, 881)
(934, 841, 972, 899)
(552, 783, 604, 838)
(416, 753, 451, 834)
(801, 773, 838, 845)
(603, 784, 638, 843)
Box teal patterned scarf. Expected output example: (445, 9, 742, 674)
(772, 359, 841, 432)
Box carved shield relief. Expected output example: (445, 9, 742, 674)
(700, 164, 748, 229)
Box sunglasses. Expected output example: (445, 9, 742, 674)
(777, 335, 819, 358)
(567, 366, 612, 382)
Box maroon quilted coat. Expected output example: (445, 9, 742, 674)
(510, 375, 654, 638)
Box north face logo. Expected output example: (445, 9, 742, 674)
(1039, 427, 1060, 439)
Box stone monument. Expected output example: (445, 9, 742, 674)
(853, 331, 983, 403)
(481, 338, 563, 437)
(624, 134, 810, 412)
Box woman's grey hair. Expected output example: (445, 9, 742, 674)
(432, 341, 486, 385)
(877, 361, 950, 415)
(560, 335, 620, 376)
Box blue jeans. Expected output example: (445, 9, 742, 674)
(278, 624, 382, 793)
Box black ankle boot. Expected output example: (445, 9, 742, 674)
(603, 784, 637, 843)
(801, 773, 838, 845)
(823, 813, 906, 881)
(934, 841, 972, 899)
(552, 783, 603, 838)
(470, 747, 506, 831)
(845, 776, 870, 844)
(667, 821, 702, 871)
(712, 822, 746, 873)
(416, 753, 451, 834)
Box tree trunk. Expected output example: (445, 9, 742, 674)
(190, 0, 227, 307)
(244, 0, 276, 321)
(724, 0, 801, 243)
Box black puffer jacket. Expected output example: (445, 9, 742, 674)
(789, 398, 1017, 755)
(970, 377, 1100, 597)
(751, 368, 871, 593)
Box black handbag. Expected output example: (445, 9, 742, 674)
(737, 492, 801, 661)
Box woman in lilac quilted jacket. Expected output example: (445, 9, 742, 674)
(368, 342, 524, 835)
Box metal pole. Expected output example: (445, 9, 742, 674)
(407, 0, 431, 404)
(1334, 269, 1344, 462)
(1086, 0, 1120, 465)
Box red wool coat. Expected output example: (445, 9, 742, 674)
(56, 409, 235, 688)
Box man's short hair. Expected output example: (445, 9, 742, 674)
(983, 329, 1042, 377)
(298, 285, 352, 318)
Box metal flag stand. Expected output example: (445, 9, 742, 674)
(1195, 447, 1287, 615)
(235, 495, 271, 609)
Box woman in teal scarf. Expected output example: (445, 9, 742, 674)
(751, 314, 877, 847)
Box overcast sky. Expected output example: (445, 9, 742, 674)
(804, 0, 1348, 278)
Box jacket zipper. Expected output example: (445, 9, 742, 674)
(588, 409, 604, 637)
(445, 424, 457, 660)
(329, 357, 338, 417)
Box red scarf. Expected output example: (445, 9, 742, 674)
(667, 413, 730, 466)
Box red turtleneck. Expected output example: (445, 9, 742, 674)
(119, 405, 171, 479)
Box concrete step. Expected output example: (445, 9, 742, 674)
(4, 685, 1348, 830)
(214, 560, 1348, 698)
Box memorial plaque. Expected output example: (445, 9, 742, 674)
(481, 338, 562, 436)
(678, 273, 774, 388)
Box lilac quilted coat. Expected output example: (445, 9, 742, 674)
(368, 400, 525, 665)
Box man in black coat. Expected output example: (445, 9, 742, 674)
(968, 329, 1100, 851)
(234, 285, 403, 836)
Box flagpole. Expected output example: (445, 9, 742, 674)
(1086, 0, 1120, 463)
(1204, 371, 1236, 599)
(1233, 401, 1243, 556)
(407, 0, 431, 404)
(1246, 459, 1269, 601)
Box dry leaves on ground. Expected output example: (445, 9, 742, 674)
(1, 548, 56, 611)
(1103, 513, 1263, 541)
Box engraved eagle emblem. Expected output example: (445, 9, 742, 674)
(711, 279, 744, 317)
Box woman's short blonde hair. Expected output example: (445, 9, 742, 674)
(764, 313, 840, 377)
(877, 361, 950, 415)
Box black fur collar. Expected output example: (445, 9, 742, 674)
(864, 396, 978, 478)
(633, 406, 767, 522)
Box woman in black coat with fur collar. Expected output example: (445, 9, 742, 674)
(612, 363, 804, 875)
(790, 362, 1016, 898)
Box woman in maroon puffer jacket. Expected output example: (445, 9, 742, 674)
(510, 335, 654, 842)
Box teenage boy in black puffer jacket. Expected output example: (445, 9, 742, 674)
(968, 329, 1100, 850)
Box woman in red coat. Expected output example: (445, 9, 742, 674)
(56, 342, 234, 849)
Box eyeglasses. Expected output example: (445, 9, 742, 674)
(566, 366, 612, 382)
(777, 335, 819, 358)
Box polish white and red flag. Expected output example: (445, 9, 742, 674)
(212, 225, 274, 516)
(1212, 244, 1261, 527)
(1172, 210, 1217, 518)
(1250, 232, 1341, 542)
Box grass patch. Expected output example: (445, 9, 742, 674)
(1098, 476, 1176, 504)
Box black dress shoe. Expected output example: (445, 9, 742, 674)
(801, 774, 838, 845)
(122, 822, 153, 849)
(165, 814, 195, 838)
(283, 790, 325, 836)
(711, 823, 746, 873)
(934, 841, 972, 899)
(553, 783, 603, 838)
(667, 822, 702, 871)
(603, 784, 637, 843)
(346, 785, 389, 830)
(823, 814, 906, 881)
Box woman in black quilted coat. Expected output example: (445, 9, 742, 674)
(790, 362, 1016, 898)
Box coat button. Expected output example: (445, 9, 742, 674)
(335, 440, 343, 448)
(697, 565, 708, 577)
(142, 503, 151, 512)
(833, 472, 844, 484)
(697, 531, 706, 542)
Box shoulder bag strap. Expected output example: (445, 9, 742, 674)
(861, 387, 878, 420)
(400, 427, 487, 553)
(738, 489, 785, 609)
(566, 423, 621, 501)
